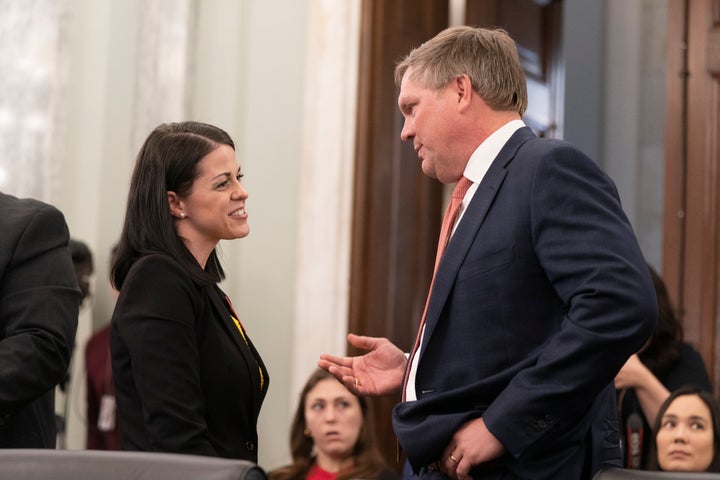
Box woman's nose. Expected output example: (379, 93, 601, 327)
(672, 426, 688, 443)
(323, 407, 337, 421)
(233, 180, 248, 200)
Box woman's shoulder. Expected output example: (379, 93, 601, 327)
(678, 343, 710, 369)
(680, 342, 703, 356)
(267, 465, 301, 480)
(121, 253, 201, 300)
(127, 253, 188, 280)
(660, 342, 712, 391)
(113, 253, 207, 327)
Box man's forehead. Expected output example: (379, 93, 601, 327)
(401, 67, 418, 87)
(397, 90, 417, 110)
(398, 74, 422, 100)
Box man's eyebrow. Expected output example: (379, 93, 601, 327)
(398, 99, 413, 111)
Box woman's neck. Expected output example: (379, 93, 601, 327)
(181, 237, 214, 269)
(315, 454, 353, 474)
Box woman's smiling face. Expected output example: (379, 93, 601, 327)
(172, 144, 249, 260)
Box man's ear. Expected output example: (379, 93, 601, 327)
(167, 191, 185, 219)
(455, 74, 473, 112)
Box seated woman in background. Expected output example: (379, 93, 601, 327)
(648, 385, 720, 472)
(614, 264, 712, 468)
(269, 368, 399, 480)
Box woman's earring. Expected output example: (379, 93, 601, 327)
(304, 429, 312, 438)
(179, 212, 186, 218)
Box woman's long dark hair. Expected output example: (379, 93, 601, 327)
(111, 121, 234, 289)
(648, 385, 720, 472)
(269, 369, 390, 480)
(638, 264, 684, 374)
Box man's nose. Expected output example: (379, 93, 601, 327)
(400, 118, 414, 142)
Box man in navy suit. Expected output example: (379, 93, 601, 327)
(319, 26, 657, 480)
(0, 192, 79, 447)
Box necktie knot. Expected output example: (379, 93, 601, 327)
(452, 176, 473, 199)
(440, 177, 472, 251)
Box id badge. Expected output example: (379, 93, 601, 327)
(98, 394, 116, 432)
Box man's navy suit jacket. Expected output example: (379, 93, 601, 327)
(393, 128, 657, 480)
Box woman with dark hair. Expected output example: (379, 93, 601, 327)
(614, 264, 711, 469)
(110, 121, 268, 461)
(648, 385, 720, 472)
(269, 369, 398, 480)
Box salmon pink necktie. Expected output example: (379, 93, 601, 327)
(402, 176, 473, 401)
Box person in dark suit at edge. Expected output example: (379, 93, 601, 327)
(0, 192, 79, 447)
(319, 26, 657, 480)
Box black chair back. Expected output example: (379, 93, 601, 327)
(594, 468, 720, 480)
(0, 449, 267, 480)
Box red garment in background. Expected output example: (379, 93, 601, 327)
(85, 324, 120, 450)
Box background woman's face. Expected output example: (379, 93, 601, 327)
(656, 394, 715, 472)
(304, 378, 363, 462)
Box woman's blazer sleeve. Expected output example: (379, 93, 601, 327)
(111, 254, 216, 455)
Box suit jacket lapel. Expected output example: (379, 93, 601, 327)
(207, 285, 261, 406)
(420, 127, 536, 353)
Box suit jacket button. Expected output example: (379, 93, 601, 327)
(245, 441, 255, 451)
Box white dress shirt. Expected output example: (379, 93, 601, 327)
(404, 119, 526, 402)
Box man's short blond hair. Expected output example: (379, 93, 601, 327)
(395, 26, 528, 116)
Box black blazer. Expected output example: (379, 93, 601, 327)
(0, 192, 79, 447)
(110, 254, 269, 462)
(393, 128, 657, 479)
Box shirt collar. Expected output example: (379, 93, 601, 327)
(464, 119, 526, 184)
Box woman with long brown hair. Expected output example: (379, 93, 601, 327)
(270, 369, 398, 480)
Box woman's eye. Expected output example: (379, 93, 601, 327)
(217, 181, 228, 188)
(335, 400, 353, 411)
(236, 173, 244, 181)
